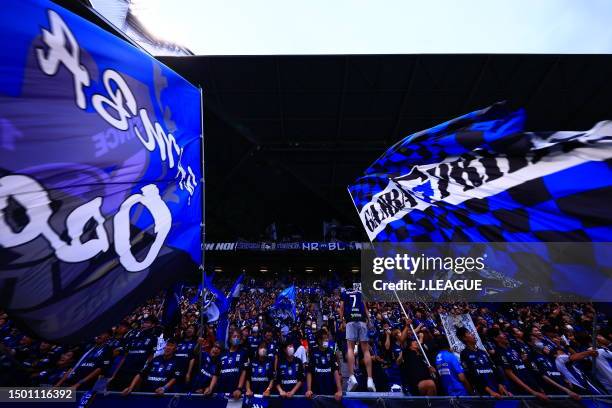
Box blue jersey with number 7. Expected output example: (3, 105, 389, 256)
(342, 290, 366, 322)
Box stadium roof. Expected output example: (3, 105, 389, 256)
(53, 1, 612, 242)
(160, 54, 612, 241)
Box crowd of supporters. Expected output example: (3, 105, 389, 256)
(1, 273, 611, 401)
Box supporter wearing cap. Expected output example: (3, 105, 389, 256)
(121, 338, 182, 396)
(305, 329, 342, 401)
(456, 327, 510, 398)
(246, 342, 275, 397)
(276, 341, 305, 398)
(399, 338, 437, 396)
(192, 341, 222, 395)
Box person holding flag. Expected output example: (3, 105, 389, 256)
(200, 273, 244, 346)
(340, 287, 375, 391)
(270, 286, 297, 331)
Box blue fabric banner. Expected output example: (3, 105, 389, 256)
(0, 0, 202, 342)
(349, 103, 612, 301)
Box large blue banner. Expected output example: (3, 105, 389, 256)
(0, 0, 202, 342)
(349, 103, 612, 301)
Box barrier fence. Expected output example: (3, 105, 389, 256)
(16, 392, 606, 408)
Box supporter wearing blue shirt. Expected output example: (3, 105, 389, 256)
(57, 331, 113, 390)
(489, 328, 549, 402)
(524, 333, 580, 400)
(383, 327, 404, 390)
(434, 337, 471, 396)
(34, 350, 75, 386)
(456, 327, 510, 398)
(246, 343, 275, 396)
(175, 325, 197, 388)
(276, 342, 305, 397)
(216, 330, 249, 399)
(306, 330, 342, 400)
(122, 339, 182, 396)
(193, 342, 222, 395)
(106, 322, 129, 380)
(263, 328, 280, 368)
(109, 317, 158, 391)
(305, 321, 317, 349)
(247, 324, 262, 359)
(340, 289, 375, 392)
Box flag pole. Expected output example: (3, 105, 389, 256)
(392, 289, 432, 368)
(346, 186, 432, 369)
(198, 86, 205, 367)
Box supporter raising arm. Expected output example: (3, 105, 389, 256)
(524, 332, 580, 400)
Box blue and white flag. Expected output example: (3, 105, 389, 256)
(350, 102, 612, 243)
(229, 273, 244, 298)
(0, 0, 202, 342)
(349, 103, 612, 301)
(271, 286, 297, 322)
(202, 273, 243, 343)
(161, 283, 183, 330)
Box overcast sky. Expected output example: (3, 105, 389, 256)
(128, 0, 612, 55)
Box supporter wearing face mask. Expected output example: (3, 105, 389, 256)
(276, 342, 305, 398)
(246, 343, 275, 397)
(305, 321, 317, 349)
(305, 330, 342, 401)
(247, 324, 262, 359)
(215, 330, 248, 399)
